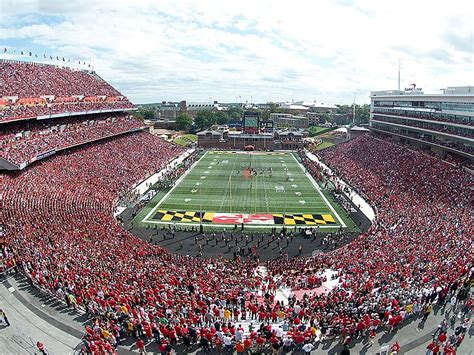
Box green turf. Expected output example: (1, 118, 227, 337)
(308, 126, 335, 137)
(137, 151, 354, 229)
(173, 134, 197, 147)
(315, 141, 335, 150)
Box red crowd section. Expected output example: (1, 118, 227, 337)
(1, 133, 472, 353)
(0, 113, 143, 166)
(0, 61, 134, 123)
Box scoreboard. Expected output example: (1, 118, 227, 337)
(243, 114, 259, 134)
(260, 120, 274, 132)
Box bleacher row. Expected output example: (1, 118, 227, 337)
(0, 60, 134, 123)
(0, 61, 139, 168)
(0, 113, 144, 166)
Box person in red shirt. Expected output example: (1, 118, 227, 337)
(368, 327, 376, 346)
(256, 336, 266, 351)
(356, 320, 365, 338)
(214, 336, 223, 353)
(438, 332, 447, 344)
(235, 341, 245, 353)
(136, 339, 147, 354)
(426, 341, 440, 354)
(391, 341, 400, 354)
(443, 343, 456, 355)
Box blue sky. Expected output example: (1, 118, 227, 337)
(0, 0, 472, 104)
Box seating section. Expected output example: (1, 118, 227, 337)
(0, 60, 134, 123)
(372, 107, 474, 127)
(0, 113, 144, 166)
(0, 134, 471, 352)
(371, 122, 474, 155)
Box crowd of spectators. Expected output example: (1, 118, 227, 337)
(0, 60, 134, 123)
(1, 60, 122, 97)
(0, 134, 472, 354)
(371, 124, 474, 155)
(0, 114, 143, 166)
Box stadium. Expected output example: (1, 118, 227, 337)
(0, 5, 473, 354)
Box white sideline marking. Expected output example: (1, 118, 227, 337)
(143, 151, 209, 223)
(290, 153, 346, 228)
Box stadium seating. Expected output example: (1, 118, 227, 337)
(0, 114, 143, 166)
(1, 134, 472, 353)
(372, 123, 474, 155)
(0, 60, 134, 123)
(0, 57, 471, 354)
(373, 115, 474, 138)
(372, 108, 474, 126)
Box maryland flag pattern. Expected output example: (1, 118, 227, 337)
(151, 210, 336, 225)
(152, 210, 214, 223)
(272, 213, 336, 225)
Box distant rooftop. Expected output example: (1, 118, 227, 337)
(293, 101, 338, 109)
(371, 86, 474, 97)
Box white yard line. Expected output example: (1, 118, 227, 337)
(142, 151, 209, 223)
(290, 153, 346, 228)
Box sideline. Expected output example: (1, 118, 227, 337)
(114, 148, 195, 217)
(290, 152, 346, 228)
(305, 150, 376, 222)
(142, 150, 209, 223)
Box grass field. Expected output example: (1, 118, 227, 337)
(308, 126, 335, 137)
(173, 134, 197, 147)
(315, 141, 335, 150)
(137, 151, 355, 229)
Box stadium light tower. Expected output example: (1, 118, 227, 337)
(398, 59, 401, 91)
(352, 92, 356, 125)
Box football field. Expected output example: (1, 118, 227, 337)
(141, 151, 346, 228)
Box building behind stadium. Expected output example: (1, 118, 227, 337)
(369, 85, 473, 169)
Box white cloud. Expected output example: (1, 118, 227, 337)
(0, 0, 472, 103)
